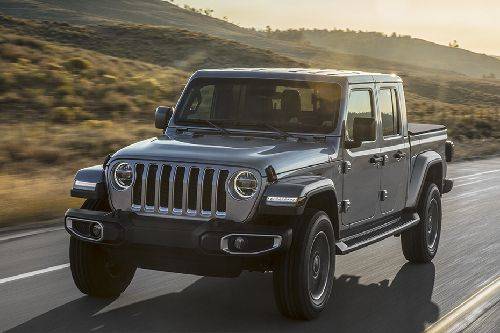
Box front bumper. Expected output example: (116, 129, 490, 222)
(65, 209, 292, 276)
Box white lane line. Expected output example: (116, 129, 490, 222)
(445, 185, 500, 201)
(0, 227, 64, 242)
(453, 179, 486, 188)
(426, 276, 500, 333)
(0, 263, 69, 285)
(452, 169, 500, 180)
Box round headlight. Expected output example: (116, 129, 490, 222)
(232, 171, 258, 199)
(114, 163, 134, 190)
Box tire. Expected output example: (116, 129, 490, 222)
(273, 209, 336, 320)
(70, 199, 136, 297)
(401, 183, 442, 263)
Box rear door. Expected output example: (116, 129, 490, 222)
(377, 84, 410, 215)
(341, 85, 382, 226)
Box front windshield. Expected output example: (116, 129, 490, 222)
(175, 78, 342, 134)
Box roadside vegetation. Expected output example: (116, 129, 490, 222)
(0, 11, 498, 226)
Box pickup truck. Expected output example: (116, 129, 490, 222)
(65, 68, 454, 320)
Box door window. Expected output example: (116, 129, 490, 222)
(346, 90, 374, 139)
(379, 88, 401, 136)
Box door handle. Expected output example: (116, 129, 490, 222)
(370, 155, 384, 164)
(394, 150, 406, 160)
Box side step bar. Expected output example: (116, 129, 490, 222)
(336, 212, 420, 254)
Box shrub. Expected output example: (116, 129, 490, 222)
(49, 107, 76, 123)
(0, 91, 22, 104)
(101, 91, 138, 113)
(54, 84, 74, 97)
(32, 147, 61, 164)
(0, 44, 32, 62)
(0, 72, 13, 92)
(63, 57, 92, 72)
(33, 94, 54, 110)
(11, 36, 45, 50)
(60, 94, 85, 107)
(81, 119, 114, 129)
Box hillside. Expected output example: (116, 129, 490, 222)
(270, 29, 500, 78)
(2, 0, 500, 78)
(0, 15, 303, 72)
(2, 14, 499, 117)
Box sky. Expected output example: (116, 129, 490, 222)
(178, 0, 500, 55)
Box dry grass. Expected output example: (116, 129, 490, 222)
(0, 121, 160, 226)
(0, 121, 159, 174)
(0, 28, 188, 123)
(0, 173, 83, 227)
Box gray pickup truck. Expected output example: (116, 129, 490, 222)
(66, 68, 454, 319)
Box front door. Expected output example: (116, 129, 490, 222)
(341, 85, 382, 226)
(377, 84, 409, 215)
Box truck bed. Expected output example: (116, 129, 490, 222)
(408, 123, 446, 135)
(408, 123, 448, 175)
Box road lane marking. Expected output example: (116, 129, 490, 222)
(452, 169, 500, 180)
(446, 185, 500, 200)
(453, 179, 486, 188)
(426, 276, 500, 333)
(0, 263, 69, 285)
(0, 227, 64, 242)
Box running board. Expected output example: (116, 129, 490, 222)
(336, 212, 420, 254)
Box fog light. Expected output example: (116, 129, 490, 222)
(90, 223, 103, 239)
(233, 236, 247, 250)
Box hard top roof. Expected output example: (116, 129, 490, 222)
(192, 68, 402, 84)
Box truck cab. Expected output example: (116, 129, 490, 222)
(66, 68, 453, 320)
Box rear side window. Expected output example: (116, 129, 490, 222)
(379, 88, 401, 136)
(346, 90, 374, 139)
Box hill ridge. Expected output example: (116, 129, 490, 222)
(1, 0, 499, 78)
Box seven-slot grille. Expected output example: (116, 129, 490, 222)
(131, 162, 230, 218)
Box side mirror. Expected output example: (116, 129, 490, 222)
(155, 106, 173, 129)
(345, 117, 376, 149)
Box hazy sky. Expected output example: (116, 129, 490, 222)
(179, 0, 500, 55)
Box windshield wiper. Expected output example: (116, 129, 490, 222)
(259, 122, 294, 139)
(218, 120, 294, 139)
(202, 119, 231, 136)
(179, 119, 231, 136)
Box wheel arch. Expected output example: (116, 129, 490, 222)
(71, 165, 107, 200)
(406, 151, 444, 209)
(303, 189, 340, 240)
(259, 176, 340, 239)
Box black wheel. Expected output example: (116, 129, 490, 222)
(273, 209, 335, 320)
(401, 183, 442, 263)
(70, 199, 136, 297)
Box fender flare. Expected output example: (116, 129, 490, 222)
(406, 151, 443, 208)
(258, 175, 338, 217)
(70, 165, 107, 199)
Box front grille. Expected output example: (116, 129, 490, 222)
(131, 163, 229, 218)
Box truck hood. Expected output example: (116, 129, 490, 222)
(111, 133, 340, 176)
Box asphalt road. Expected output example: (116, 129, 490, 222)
(1, 157, 499, 332)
